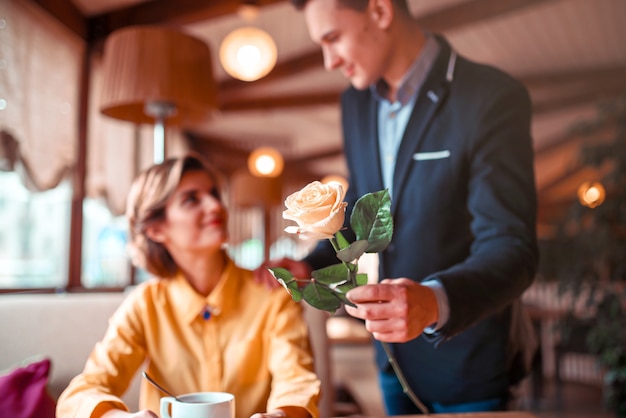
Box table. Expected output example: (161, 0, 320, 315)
(326, 316, 371, 344)
(389, 412, 538, 417)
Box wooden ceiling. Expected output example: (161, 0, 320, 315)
(30, 0, 626, 230)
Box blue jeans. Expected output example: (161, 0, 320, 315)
(379, 370, 508, 415)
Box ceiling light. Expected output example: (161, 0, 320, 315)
(219, 27, 277, 82)
(577, 181, 605, 208)
(248, 147, 284, 177)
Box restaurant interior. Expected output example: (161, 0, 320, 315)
(0, 0, 625, 417)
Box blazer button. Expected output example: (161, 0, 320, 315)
(387, 244, 395, 253)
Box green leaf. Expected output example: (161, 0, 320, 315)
(356, 273, 369, 286)
(336, 239, 369, 262)
(351, 189, 393, 253)
(332, 282, 358, 307)
(311, 264, 353, 285)
(268, 267, 302, 302)
(335, 231, 350, 250)
(302, 282, 343, 313)
(268, 267, 292, 281)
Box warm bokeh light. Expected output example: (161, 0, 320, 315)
(219, 27, 277, 82)
(247, 147, 284, 177)
(321, 174, 349, 194)
(577, 181, 606, 208)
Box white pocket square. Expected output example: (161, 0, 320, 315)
(413, 150, 451, 161)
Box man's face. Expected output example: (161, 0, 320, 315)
(303, 0, 390, 89)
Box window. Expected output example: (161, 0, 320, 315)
(81, 198, 132, 288)
(0, 171, 71, 289)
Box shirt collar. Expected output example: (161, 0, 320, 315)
(371, 32, 440, 105)
(173, 256, 242, 324)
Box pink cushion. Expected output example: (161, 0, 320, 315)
(0, 357, 56, 418)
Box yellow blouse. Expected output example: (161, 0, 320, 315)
(56, 257, 320, 418)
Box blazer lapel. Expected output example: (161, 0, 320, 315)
(391, 37, 453, 215)
(356, 90, 385, 193)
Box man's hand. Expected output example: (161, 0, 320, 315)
(345, 278, 438, 342)
(253, 258, 312, 289)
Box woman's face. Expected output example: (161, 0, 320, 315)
(150, 170, 228, 255)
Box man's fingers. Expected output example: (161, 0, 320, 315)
(347, 279, 414, 303)
(342, 313, 413, 343)
(347, 283, 395, 303)
(371, 330, 412, 343)
(345, 297, 408, 321)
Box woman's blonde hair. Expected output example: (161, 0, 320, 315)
(125, 153, 221, 278)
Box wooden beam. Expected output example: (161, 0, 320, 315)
(89, 0, 285, 40)
(287, 146, 343, 164)
(220, 90, 340, 111)
(520, 65, 626, 89)
(532, 83, 626, 115)
(187, 130, 343, 178)
(221, 0, 561, 95)
(31, 0, 87, 39)
(535, 120, 618, 156)
(537, 165, 584, 194)
(416, 0, 556, 32)
(523, 65, 626, 115)
(219, 65, 626, 113)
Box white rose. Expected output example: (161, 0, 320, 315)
(283, 181, 348, 240)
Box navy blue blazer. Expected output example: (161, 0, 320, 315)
(306, 35, 539, 404)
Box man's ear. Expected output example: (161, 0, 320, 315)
(369, 0, 394, 29)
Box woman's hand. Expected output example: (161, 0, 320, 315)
(250, 406, 310, 418)
(250, 412, 286, 418)
(100, 408, 158, 418)
(253, 258, 312, 289)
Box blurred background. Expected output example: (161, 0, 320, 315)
(1, 0, 625, 416)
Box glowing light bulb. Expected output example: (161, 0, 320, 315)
(237, 44, 261, 67)
(248, 147, 284, 177)
(577, 181, 606, 208)
(255, 155, 277, 176)
(219, 27, 277, 82)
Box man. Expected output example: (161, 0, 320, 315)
(265, 0, 539, 413)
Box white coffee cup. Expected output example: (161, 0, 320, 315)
(160, 392, 235, 418)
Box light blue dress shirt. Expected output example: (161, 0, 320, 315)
(370, 34, 450, 331)
(372, 33, 439, 198)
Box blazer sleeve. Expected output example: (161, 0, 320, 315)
(435, 76, 539, 338)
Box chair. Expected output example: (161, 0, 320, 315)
(554, 316, 603, 410)
(302, 303, 334, 418)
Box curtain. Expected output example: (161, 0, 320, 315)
(87, 55, 152, 216)
(0, 0, 190, 215)
(0, 0, 82, 191)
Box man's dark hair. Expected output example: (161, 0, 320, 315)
(290, 0, 408, 13)
(290, 0, 368, 11)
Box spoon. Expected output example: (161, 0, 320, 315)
(141, 371, 185, 402)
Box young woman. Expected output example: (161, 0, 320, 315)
(57, 154, 320, 418)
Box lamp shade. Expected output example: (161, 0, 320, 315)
(219, 27, 277, 82)
(100, 26, 218, 126)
